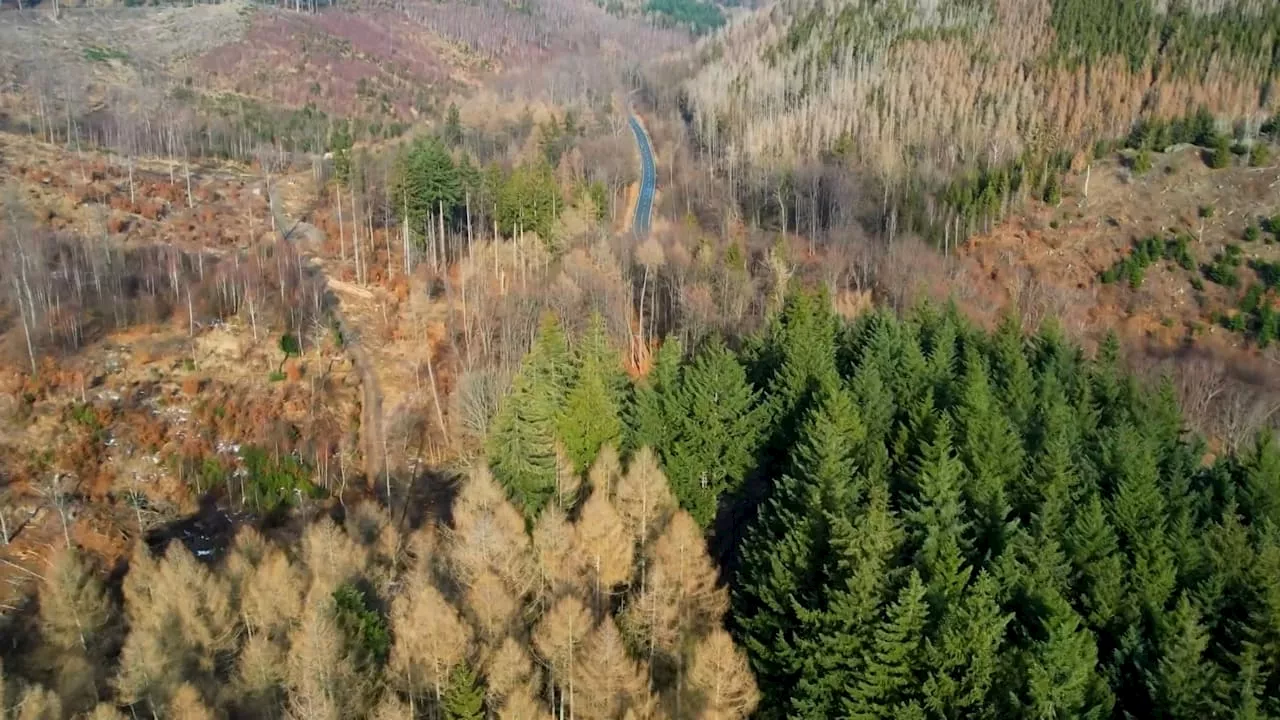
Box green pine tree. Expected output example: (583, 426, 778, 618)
(443, 662, 485, 720)
(847, 570, 929, 719)
(733, 381, 865, 719)
(557, 314, 624, 472)
(488, 315, 571, 517)
(664, 336, 766, 527)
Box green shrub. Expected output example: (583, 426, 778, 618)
(1190, 276, 1205, 291)
(1132, 149, 1153, 174)
(241, 446, 319, 512)
(1207, 136, 1233, 168)
(1250, 143, 1271, 167)
(1245, 225, 1261, 242)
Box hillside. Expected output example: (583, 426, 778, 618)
(684, 0, 1278, 186)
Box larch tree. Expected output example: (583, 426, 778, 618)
(299, 518, 370, 604)
(573, 616, 651, 720)
(483, 636, 535, 707)
(614, 447, 677, 547)
(574, 487, 636, 609)
(168, 683, 216, 720)
(498, 682, 550, 720)
(533, 504, 585, 602)
(372, 694, 414, 720)
(39, 547, 111, 655)
(450, 466, 534, 596)
(389, 572, 475, 707)
(85, 704, 128, 720)
(532, 595, 593, 720)
(284, 601, 362, 720)
(687, 628, 760, 720)
(464, 569, 520, 643)
(15, 684, 62, 720)
(587, 445, 623, 495)
(116, 543, 235, 712)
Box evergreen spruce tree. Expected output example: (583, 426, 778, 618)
(955, 346, 1021, 556)
(395, 135, 462, 238)
(1024, 594, 1113, 720)
(905, 415, 973, 611)
(733, 382, 864, 719)
(989, 314, 1035, 429)
(1104, 427, 1176, 617)
(663, 337, 766, 527)
(1243, 432, 1280, 526)
(1064, 494, 1127, 631)
(847, 570, 929, 719)
(921, 571, 1010, 719)
(631, 336, 682, 453)
(443, 103, 464, 148)
(1148, 595, 1214, 719)
(557, 315, 624, 473)
(807, 475, 903, 715)
(488, 315, 571, 517)
(443, 663, 486, 720)
(755, 287, 840, 460)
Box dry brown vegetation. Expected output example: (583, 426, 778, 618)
(683, 0, 1274, 182)
(1, 450, 757, 719)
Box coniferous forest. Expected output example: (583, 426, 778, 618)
(487, 288, 1280, 719)
(7, 283, 1280, 718)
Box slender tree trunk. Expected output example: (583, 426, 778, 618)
(337, 185, 346, 262)
(424, 339, 450, 447)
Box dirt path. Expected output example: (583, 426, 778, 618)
(267, 185, 385, 485)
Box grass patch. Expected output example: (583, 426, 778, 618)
(84, 45, 129, 63)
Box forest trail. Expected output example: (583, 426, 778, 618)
(267, 183, 386, 487)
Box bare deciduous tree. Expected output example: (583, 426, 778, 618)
(613, 448, 676, 546)
(573, 616, 650, 720)
(575, 489, 635, 609)
(686, 629, 760, 720)
(533, 595, 593, 720)
(389, 572, 474, 706)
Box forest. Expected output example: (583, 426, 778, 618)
(4, 0, 1280, 716)
(483, 288, 1280, 719)
(11, 286, 1280, 718)
(676, 0, 1280, 244)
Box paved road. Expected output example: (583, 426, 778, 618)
(629, 114, 655, 236)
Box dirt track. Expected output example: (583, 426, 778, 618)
(268, 185, 385, 485)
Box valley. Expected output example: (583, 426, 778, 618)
(0, 0, 1279, 718)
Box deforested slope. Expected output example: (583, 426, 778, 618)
(685, 0, 1279, 184)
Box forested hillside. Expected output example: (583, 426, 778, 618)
(482, 289, 1280, 719)
(682, 0, 1279, 234)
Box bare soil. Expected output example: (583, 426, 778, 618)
(956, 147, 1280, 385)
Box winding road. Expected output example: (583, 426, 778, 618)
(629, 114, 655, 236)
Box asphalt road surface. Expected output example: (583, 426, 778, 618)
(629, 114, 655, 236)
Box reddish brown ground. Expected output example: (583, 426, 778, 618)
(956, 146, 1280, 385)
